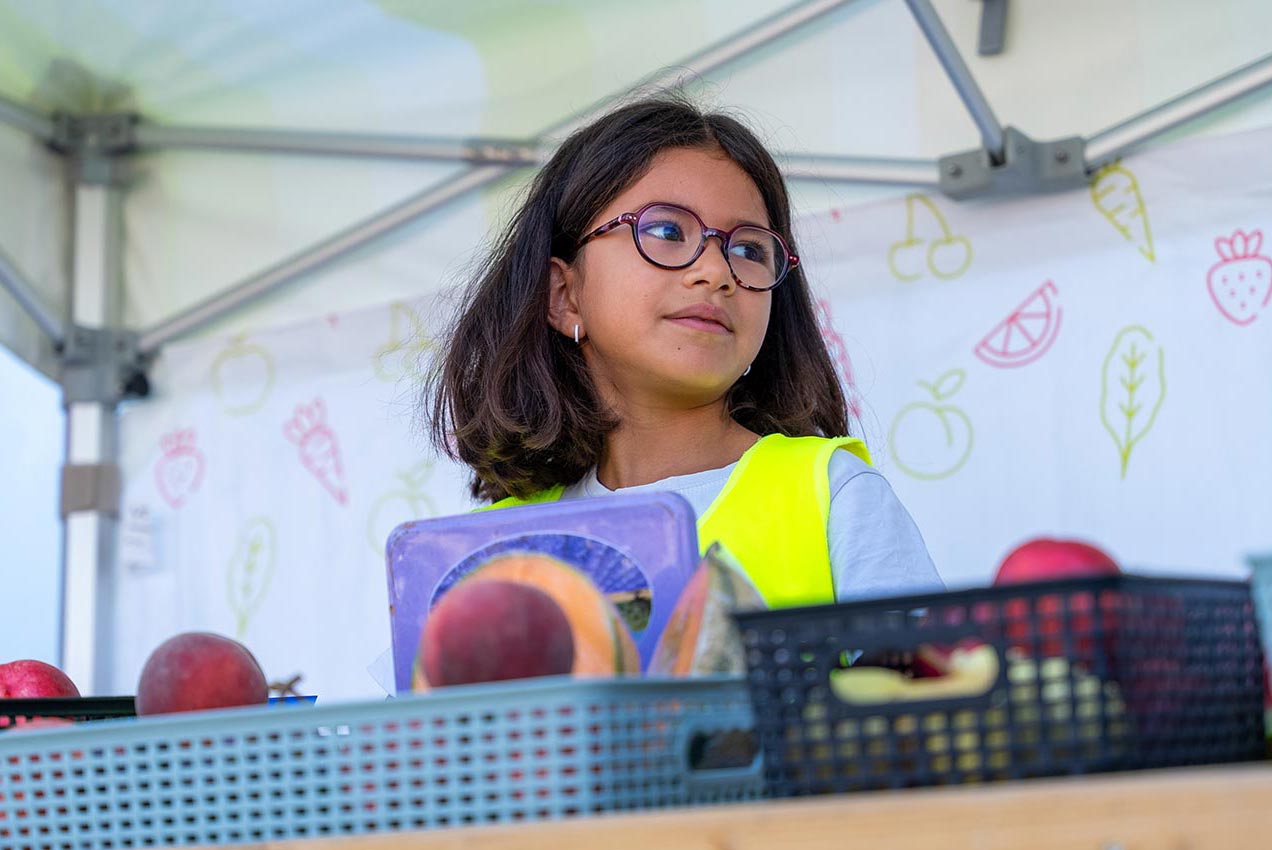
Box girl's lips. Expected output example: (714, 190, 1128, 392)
(667, 316, 731, 334)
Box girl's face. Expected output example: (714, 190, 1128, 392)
(553, 146, 774, 412)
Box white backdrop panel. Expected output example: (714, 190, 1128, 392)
(113, 124, 1272, 700)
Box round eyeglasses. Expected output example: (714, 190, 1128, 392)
(578, 201, 798, 291)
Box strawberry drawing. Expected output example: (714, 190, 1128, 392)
(1207, 228, 1272, 326)
(283, 398, 349, 505)
(155, 429, 205, 509)
(814, 298, 864, 421)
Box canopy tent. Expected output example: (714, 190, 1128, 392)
(2, 0, 1271, 696)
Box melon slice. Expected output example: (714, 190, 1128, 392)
(973, 280, 1062, 369)
(648, 543, 766, 677)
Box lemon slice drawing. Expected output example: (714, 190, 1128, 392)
(973, 281, 1063, 369)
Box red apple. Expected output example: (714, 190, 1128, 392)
(419, 579, 575, 687)
(0, 660, 80, 729)
(994, 538, 1120, 585)
(136, 632, 268, 716)
(993, 537, 1120, 657)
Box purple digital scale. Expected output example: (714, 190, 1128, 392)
(385, 492, 700, 693)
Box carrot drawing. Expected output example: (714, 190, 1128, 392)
(1090, 161, 1155, 262)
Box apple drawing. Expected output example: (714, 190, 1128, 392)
(888, 369, 974, 480)
(367, 460, 438, 554)
(210, 335, 275, 416)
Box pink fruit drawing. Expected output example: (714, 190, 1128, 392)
(283, 398, 349, 505)
(1206, 229, 1272, 326)
(973, 281, 1063, 369)
(154, 429, 205, 509)
(814, 298, 863, 420)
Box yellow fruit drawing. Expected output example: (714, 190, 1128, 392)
(211, 335, 276, 416)
(887, 194, 973, 283)
(1090, 160, 1155, 262)
(373, 302, 435, 383)
(367, 460, 439, 554)
(227, 517, 276, 639)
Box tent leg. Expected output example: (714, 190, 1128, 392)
(59, 181, 124, 695)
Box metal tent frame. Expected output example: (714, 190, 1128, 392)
(0, 0, 1270, 692)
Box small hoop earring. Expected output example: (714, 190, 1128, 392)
(742, 364, 751, 376)
(573, 324, 580, 345)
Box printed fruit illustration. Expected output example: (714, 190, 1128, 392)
(814, 298, 863, 420)
(211, 335, 275, 415)
(1206, 228, 1272, 326)
(888, 369, 974, 480)
(0, 660, 80, 729)
(1090, 161, 1154, 262)
(973, 281, 1063, 369)
(412, 552, 639, 691)
(367, 461, 438, 554)
(648, 543, 765, 677)
(154, 428, 205, 509)
(1100, 326, 1165, 479)
(135, 632, 269, 716)
(226, 518, 276, 639)
(283, 398, 349, 505)
(887, 194, 973, 282)
(994, 537, 1121, 657)
(373, 301, 435, 383)
(417, 580, 575, 687)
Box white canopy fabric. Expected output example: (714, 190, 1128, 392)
(2, 0, 1272, 366)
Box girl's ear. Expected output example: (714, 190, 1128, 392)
(547, 257, 582, 339)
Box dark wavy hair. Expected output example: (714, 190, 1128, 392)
(427, 95, 850, 502)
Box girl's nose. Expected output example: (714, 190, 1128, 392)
(683, 234, 736, 292)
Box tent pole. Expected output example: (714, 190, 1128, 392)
(137, 0, 860, 353)
(137, 164, 509, 352)
(0, 93, 55, 141)
(59, 180, 124, 695)
(134, 124, 544, 165)
(0, 245, 65, 345)
(1086, 52, 1272, 167)
(783, 155, 941, 187)
(904, 0, 1006, 162)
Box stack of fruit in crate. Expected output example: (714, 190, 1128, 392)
(412, 541, 762, 690)
(1, 632, 272, 728)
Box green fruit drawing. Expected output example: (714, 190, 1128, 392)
(887, 194, 973, 283)
(367, 460, 439, 554)
(373, 302, 435, 383)
(888, 369, 975, 480)
(227, 517, 276, 639)
(211, 335, 276, 416)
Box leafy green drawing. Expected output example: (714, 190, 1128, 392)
(227, 517, 276, 639)
(1100, 326, 1166, 479)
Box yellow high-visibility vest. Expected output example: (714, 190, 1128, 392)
(485, 434, 871, 607)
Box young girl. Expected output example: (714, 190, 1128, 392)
(428, 96, 942, 607)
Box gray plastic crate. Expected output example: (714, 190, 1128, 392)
(0, 676, 760, 848)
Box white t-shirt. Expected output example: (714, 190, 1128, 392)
(561, 449, 944, 602)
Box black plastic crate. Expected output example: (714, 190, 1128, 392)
(0, 696, 135, 729)
(734, 575, 1267, 798)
